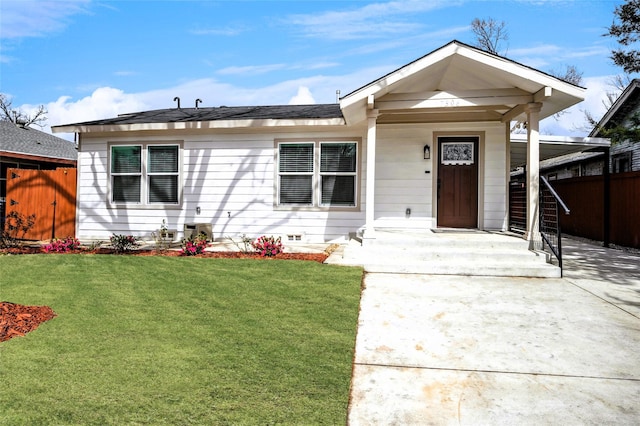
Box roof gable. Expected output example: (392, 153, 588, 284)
(590, 79, 640, 137)
(340, 40, 585, 125)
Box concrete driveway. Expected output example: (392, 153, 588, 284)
(347, 238, 640, 425)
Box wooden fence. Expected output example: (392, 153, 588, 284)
(548, 171, 640, 249)
(4, 168, 77, 240)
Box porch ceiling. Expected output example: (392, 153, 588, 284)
(510, 134, 610, 168)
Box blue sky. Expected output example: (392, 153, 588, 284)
(0, 0, 630, 139)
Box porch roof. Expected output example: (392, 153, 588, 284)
(340, 40, 586, 126)
(510, 134, 610, 168)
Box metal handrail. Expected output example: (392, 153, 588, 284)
(540, 177, 570, 215)
(539, 176, 570, 276)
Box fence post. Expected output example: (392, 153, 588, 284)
(603, 147, 610, 248)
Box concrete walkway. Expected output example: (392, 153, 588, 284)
(347, 237, 640, 425)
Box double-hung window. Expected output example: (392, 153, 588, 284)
(277, 140, 358, 208)
(110, 143, 180, 205)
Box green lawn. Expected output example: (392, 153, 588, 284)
(0, 254, 363, 425)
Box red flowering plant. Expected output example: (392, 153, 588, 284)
(251, 235, 284, 257)
(42, 237, 81, 253)
(180, 233, 209, 256)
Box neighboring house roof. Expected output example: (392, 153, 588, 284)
(590, 79, 640, 137)
(53, 104, 344, 133)
(510, 151, 604, 177)
(0, 120, 77, 162)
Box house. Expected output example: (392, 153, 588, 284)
(1, 120, 77, 228)
(52, 40, 600, 245)
(523, 79, 640, 181)
(589, 78, 640, 173)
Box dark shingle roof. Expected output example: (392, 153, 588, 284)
(0, 120, 77, 161)
(62, 104, 344, 127)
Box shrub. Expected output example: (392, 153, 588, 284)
(1, 211, 36, 248)
(110, 234, 138, 253)
(151, 219, 171, 252)
(225, 233, 253, 253)
(43, 237, 81, 253)
(252, 235, 284, 257)
(180, 233, 208, 256)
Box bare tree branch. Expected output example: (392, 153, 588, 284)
(0, 93, 47, 128)
(471, 18, 508, 55)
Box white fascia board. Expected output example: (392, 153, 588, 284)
(510, 134, 610, 147)
(457, 48, 586, 101)
(52, 117, 346, 133)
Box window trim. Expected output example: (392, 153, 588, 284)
(274, 138, 361, 211)
(108, 141, 183, 209)
(612, 151, 632, 173)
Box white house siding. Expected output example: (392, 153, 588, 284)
(611, 139, 640, 172)
(76, 120, 508, 242)
(481, 124, 508, 230)
(371, 122, 507, 231)
(76, 128, 366, 244)
(374, 124, 434, 229)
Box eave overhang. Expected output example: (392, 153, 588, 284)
(52, 117, 347, 134)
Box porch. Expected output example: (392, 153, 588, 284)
(326, 228, 560, 278)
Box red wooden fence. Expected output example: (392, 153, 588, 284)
(551, 171, 640, 249)
(5, 168, 77, 240)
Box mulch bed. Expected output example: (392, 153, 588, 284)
(0, 302, 57, 343)
(0, 246, 329, 263)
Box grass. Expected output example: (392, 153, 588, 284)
(0, 254, 363, 425)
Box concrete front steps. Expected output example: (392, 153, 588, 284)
(327, 230, 561, 278)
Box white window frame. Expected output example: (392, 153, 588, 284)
(275, 139, 360, 210)
(108, 141, 182, 209)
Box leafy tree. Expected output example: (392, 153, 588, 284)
(471, 18, 508, 55)
(0, 93, 47, 128)
(606, 0, 640, 73)
(593, 112, 640, 144)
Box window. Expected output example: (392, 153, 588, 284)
(110, 144, 180, 205)
(277, 140, 358, 208)
(320, 143, 356, 206)
(612, 152, 631, 173)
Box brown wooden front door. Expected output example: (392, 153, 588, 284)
(437, 136, 478, 228)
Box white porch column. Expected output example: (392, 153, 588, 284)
(504, 121, 511, 231)
(525, 102, 542, 248)
(363, 108, 379, 241)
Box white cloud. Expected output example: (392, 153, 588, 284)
(510, 43, 611, 72)
(190, 26, 246, 36)
(287, 0, 457, 40)
(38, 72, 359, 139)
(114, 71, 138, 77)
(38, 64, 618, 142)
(288, 87, 316, 105)
(217, 63, 287, 75)
(0, 0, 91, 39)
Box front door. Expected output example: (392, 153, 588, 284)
(437, 136, 478, 228)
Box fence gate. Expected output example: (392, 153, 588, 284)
(5, 168, 77, 240)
